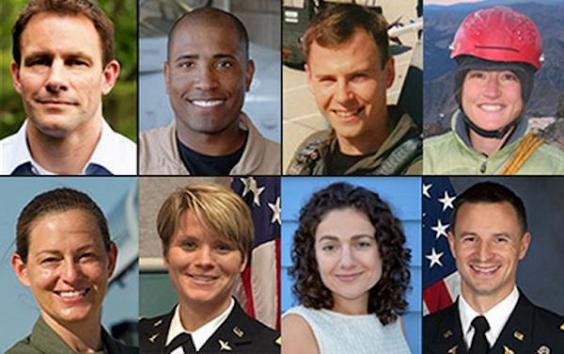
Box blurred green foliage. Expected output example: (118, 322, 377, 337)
(0, 0, 137, 141)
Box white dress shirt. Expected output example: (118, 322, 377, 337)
(166, 298, 235, 353)
(0, 119, 136, 175)
(458, 286, 519, 349)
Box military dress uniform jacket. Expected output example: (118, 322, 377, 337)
(139, 301, 280, 354)
(423, 291, 564, 354)
(6, 316, 138, 354)
(286, 106, 422, 175)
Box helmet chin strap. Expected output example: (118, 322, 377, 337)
(462, 113, 519, 139)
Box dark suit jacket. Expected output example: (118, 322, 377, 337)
(139, 300, 280, 354)
(423, 290, 564, 354)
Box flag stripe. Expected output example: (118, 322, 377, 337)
(231, 177, 280, 330)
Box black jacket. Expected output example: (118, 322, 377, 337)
(423, 290, 564, 354)
(139, 301, 280, 354)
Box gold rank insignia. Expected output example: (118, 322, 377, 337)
(536, 345, 550, 354)
(503, 345, 515, 354)
(153, 319, 163, 327)
(513, 331, 524, 341)
(233, 326, 244, 338)
(275, 336, 282, 346)
(219, 339, 232, 351)
(149, 333, 159, 343)
(443, 329, 453, 338)
(447, 345, 457, 354)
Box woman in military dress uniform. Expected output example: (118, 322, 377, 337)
(139, 183, 280, 354)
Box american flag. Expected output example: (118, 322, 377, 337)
(423, 177, 461, 315)
(231, 177, 280, 330)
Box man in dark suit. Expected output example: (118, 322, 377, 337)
(139, 183, 279, 354)
(424, 182, 564, 354)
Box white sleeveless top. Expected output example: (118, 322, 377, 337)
(284, 306, 411, 354)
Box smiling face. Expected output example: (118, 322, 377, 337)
(306, 28, 394, 151)
(314, 208, 382, 312)
(11, 13, 119, 139)
(11, 209, 116, 325)
(164, 17, 254, 138)
(461, 70, 523, 133)
(165, 210, 246, 311)
(449, 202, 530, 306)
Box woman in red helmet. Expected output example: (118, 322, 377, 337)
(423, 6, 564, 175)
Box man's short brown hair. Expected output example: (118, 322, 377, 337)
(12, 0, 115, 66)
(156, 183, 254, 258)
(303, 3, 389, 68)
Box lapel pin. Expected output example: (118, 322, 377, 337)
(503, 346, 515, 354)
(275, 336, 281, 346)
(149, 333, 159, 343)
(219, 339, 232, 351)
(233, 326, 244, 338)
(513, 331, 524, 341)
(536, 345, 550, 354)
(447, 345, 457, 354)
(560, 323, 564, 331)
(443, 329, 453, 338)
(153, 319, 163, 327)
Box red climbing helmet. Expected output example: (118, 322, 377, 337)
(450, 6, 543, 70)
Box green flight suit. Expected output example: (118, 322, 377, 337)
(6, 316, 138, 354)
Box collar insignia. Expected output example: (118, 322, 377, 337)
(504, 346, 515, 354)
(513, 331, 524, 341)
(149, 333, 159, 343)
(443, 329, 453, 338)
(537, 345, 550, 354)
(233, 326, 244, 338)
(219, 339, 232, 351)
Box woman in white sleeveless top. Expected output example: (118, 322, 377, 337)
(282, 182, 412, 354)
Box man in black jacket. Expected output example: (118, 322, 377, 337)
(424, 182, 564, 354)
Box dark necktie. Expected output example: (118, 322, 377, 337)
(164, 333, 196, 354)
(469, 316, 490, 354)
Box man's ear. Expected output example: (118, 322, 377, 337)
(106, 242, 118, 278)
(11, 61, 23, 94)
(12, 252, 31, 288)
(163, 61, 171, 95)
(447, 231, 456, 260)
(245, 59, 255, 92)
(518, 232, 531, 260)
(101, 60, 120, 95)
(384, 57, 395, 89)
(305, 63, 312, 85)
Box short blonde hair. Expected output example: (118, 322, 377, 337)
(157, 183, 254, 257)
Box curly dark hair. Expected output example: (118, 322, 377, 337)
(289, 182, 411, 324)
